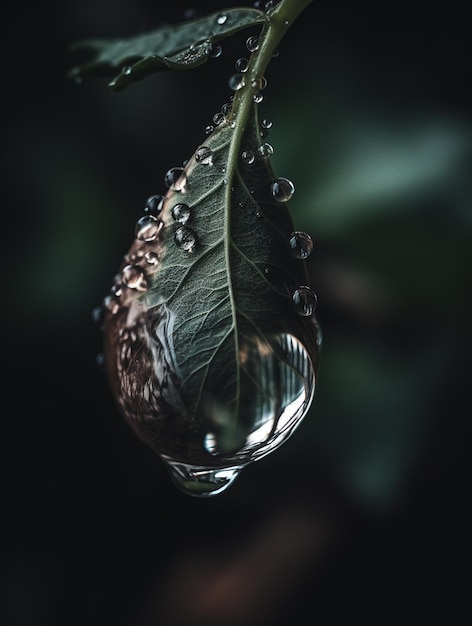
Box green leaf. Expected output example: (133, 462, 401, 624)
(69, 8, 266, 92)
(102, 103, 320, 491)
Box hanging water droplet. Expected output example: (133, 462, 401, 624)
(144, 194, 164, 215)
(165, 167, 186, 191)
(292, 286, 317, 316)
(271, 177, 295, 202)
(195, 146, 213, 165)
(235, 57, 249, 72)
(135, 215, 162, 242)
(241, 150, 255, 164)
(144, 250, 159, 265)
(289, 231, 314, 259)
(213, 112, 225, 125)
(122, 66, 132, 75)
(216, 14, 228, 25)
(262, 118, 273, 129)
(258, 142, 274, 158)
(246, 36, 260, 52)
(121, 264, 148, 291)
(210, 42, 223, 58)
(174, 226, 197, 252)
(205, 124, 214, 135)
(228, 73, 245, 91)
(171, 203, 191, 224)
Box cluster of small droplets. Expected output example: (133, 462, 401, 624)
(164, 167, 187, 191)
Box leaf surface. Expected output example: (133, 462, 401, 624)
(103, 100, 320, 465)
(69, 8, 265, 91)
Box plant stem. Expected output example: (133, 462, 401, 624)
(230, 0, 314, 134)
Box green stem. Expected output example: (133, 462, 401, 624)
(230, 0, 314, 127)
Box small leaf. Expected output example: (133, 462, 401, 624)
(69, 8, 266, 91)
(101, 100, 320, 496)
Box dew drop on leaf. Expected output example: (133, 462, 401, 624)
(241, 150, 255, 164)
(289, 231, 314, 259)
(171, 203, 191, 224)
(258, 142, 274, 158)
(292, 286, 318, 316)
(205, 124, 214, 135)
(135, 215, 162, 242)
(144, 194, 164, 215)
(144, 250, 159, 265)
(174, 226, 197, 252)
(195, 145, 213, 165)
(271, 177, 295, 202)
(165, 167, 187, 191)
(121, 264, 148, 291)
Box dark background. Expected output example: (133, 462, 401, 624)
(1, 1, 470, 625)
